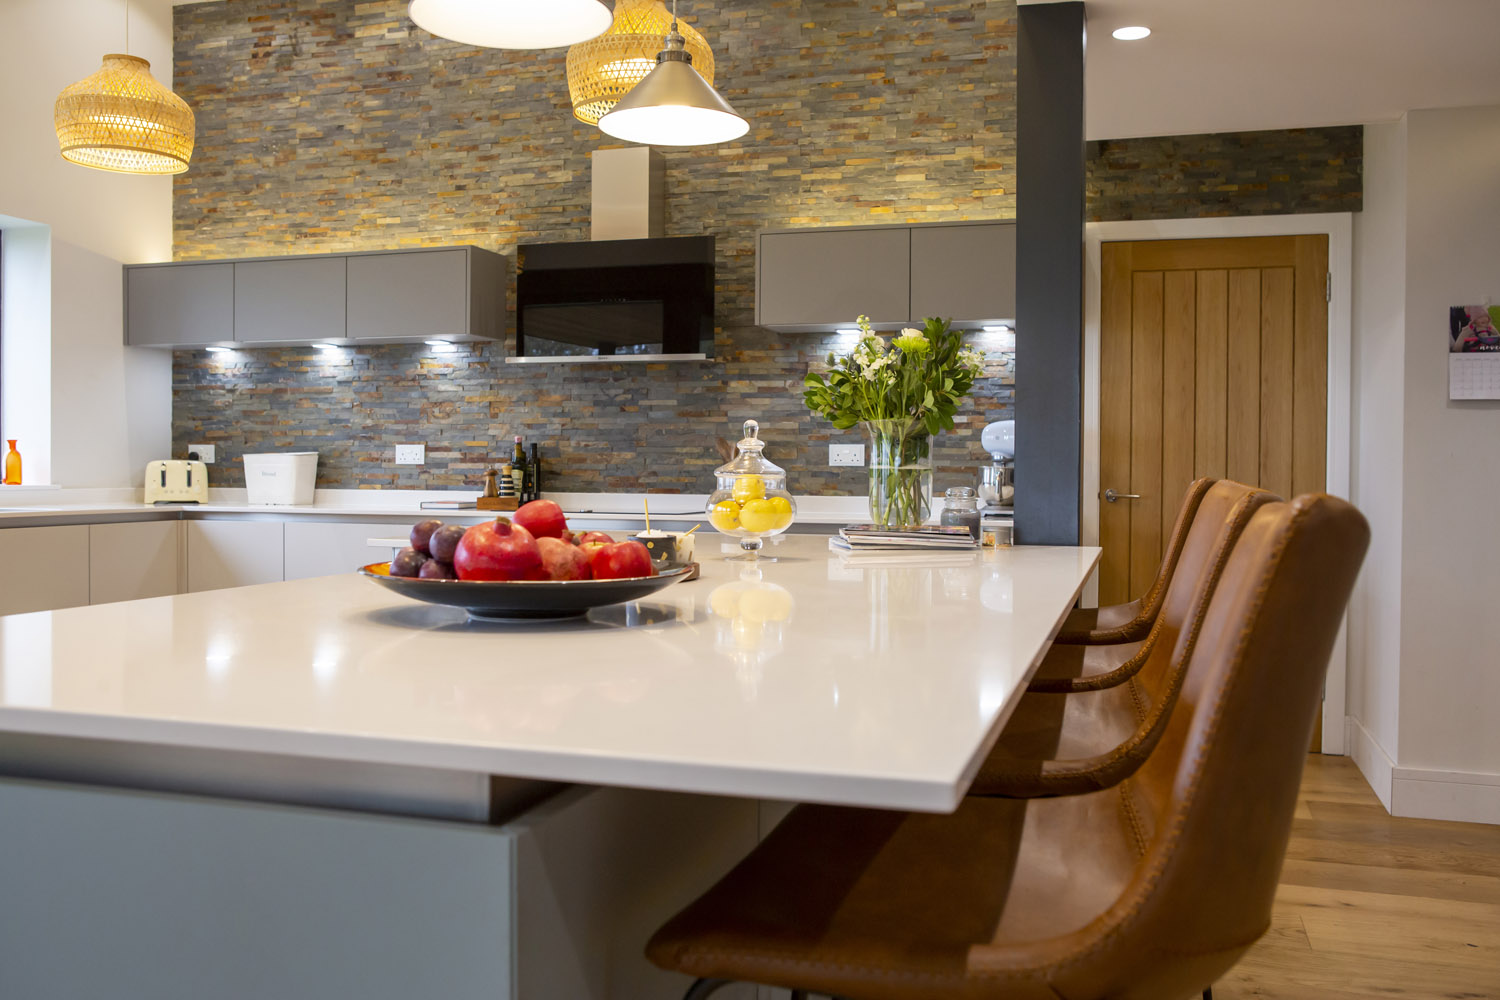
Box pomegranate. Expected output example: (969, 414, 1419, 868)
(589, 540, 656, 580)
(575, 530, 614, 546)
(535, 536, 592, 581)
(513, 499, 568, 539)
(454, 518, 542, 581)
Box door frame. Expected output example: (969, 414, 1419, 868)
(1082, 213, 1354, 753)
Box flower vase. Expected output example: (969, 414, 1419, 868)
(863, 419, 933, 527)
(3, 440, 20, 486)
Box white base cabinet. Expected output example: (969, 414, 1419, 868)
(186, 520, 285, 593)
(0, 525, 89, 615)
(88, 521, 181, 605)
(284, 520, 405, 580)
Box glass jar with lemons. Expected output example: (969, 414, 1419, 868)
(706, 419, 797, 559)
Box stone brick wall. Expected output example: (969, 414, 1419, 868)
(169, 0, 1361, 494)
(1088, 125, 1363, 221)
(171, 0, 1018, 494)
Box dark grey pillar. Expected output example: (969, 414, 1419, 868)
(1014, 2, 1085, 545)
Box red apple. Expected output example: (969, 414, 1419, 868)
(513, 499, 568, 539)
(454, 517, 542, 581)
(535, 536, 592, 581)
(589, 540, 656, 580)
(575, 530, 614, 546)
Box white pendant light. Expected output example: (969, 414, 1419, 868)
(597, 0, 748, 147)
(408, 0, 613, 50)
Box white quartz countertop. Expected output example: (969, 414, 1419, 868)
(0, 535, 1093, 811)
(0, 489, 916, 526)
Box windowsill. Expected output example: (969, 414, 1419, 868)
(0, 484, 62, 491)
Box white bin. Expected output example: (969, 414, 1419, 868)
(242, 452, 318, 506)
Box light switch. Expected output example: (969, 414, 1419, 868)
(395, 444, 425, 465)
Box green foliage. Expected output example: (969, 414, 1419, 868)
(803, 316, 985, 435)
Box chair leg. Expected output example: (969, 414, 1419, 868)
(1203, 988, 1213, 1000)
(683, 979, 733, 1000)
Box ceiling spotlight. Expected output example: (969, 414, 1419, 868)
(1111, 26, 1151, 41)
(424, 339, 455, 351)
(312, 343, 340, 351)
(982, 325, 1012, 334)
(836, 328, 862, 336)
(204, 345, 233, 354)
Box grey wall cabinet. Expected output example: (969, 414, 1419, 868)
(346, 248, 499, 342)
(756, 227, 910, 332)
(124, 246, 505, 349)
(910, 223, 1016, 325)
(233, 256, 348, 345)
(756, 220, 1016, 332)
(125, 262, 235, 347)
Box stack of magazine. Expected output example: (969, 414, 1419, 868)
(829, 524, 979, 552)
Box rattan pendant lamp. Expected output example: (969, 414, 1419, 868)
(53, 1, 195, 175)
(566, 0, 715, 126)
(597, 0, 748, 146)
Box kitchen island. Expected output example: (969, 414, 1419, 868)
(0, 534, 1096, 1000)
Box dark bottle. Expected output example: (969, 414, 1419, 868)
(528, 443, 541, 501)
(512, 435, 527, 502)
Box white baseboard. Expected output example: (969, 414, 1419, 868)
(1346, 717, 1500, 825)
(1347, 717, 1394, 811)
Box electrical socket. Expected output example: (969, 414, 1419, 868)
(829, 444, 865, 467)
(395, 444, 425, 465)
(188, 444, 216, 464)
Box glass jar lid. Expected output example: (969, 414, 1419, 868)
(714, 420, 786, 479)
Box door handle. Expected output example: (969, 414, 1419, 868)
(1104, 489, 1142, 503)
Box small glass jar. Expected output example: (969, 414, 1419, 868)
(706, 420, 797, 559)
(940, 485, 982, 541)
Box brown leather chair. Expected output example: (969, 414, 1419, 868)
(1054, 477, 1215, 645)
(647, 495, 1369, 1000)
(974, 484, 1276, 798)
(1027, 480, 1270, 698)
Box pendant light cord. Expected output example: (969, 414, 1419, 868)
(124, 0, 130, 54)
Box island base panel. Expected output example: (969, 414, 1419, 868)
(0, 777, 760, 1000)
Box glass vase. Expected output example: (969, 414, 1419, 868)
(863, 419, 933, 527)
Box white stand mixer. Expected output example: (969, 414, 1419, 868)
(979, 419, 1014, 509)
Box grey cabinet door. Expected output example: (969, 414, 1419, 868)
(126, 263, 234, 347)
(757, 228, 909, 330)
(347, 250, 470, 341)
(909, 223, 1016, 324)
(234, 257, 347, 343)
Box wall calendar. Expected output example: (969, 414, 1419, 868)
(1448, 305, 1500, 399)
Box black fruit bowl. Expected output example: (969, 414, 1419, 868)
(359, 562, 694, 621)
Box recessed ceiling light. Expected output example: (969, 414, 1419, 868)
(1112, 25, 1151, 41)
(204, 346, 233, 354)
(424, 339, 455, 351)
(836, 328, 862, 336)
(312, 343, 340, 351)
(982, 325, 1012, 334)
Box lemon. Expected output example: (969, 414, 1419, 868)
(738, 498, 779, 534)
(767, 496, 794, 530)
(709, 499, 742, 532)
(732, 475, 766, 503)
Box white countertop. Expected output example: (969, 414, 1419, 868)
(0, 535, 1094, 812)
(0, 488, 912, 526)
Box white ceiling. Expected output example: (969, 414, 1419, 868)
(1026, 0, 1500, 139)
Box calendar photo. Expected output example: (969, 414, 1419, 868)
(1449, 305, 1500, 352)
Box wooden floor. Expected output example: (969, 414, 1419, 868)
(1215, 755, 1500, 999)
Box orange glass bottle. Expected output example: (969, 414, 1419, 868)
(3, 440, 20, 485)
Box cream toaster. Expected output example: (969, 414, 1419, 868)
(144, 460, 209, 504)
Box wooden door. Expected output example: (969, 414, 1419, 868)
(1099, 235, 1328, 605)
